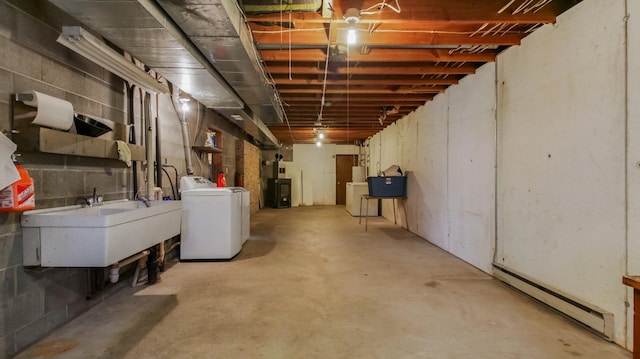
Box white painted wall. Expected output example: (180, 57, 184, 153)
(364, 0, 637, 348)
(495, 0, 627, 345)
(447, 67, 497, 273)
(292, 144, 359, 205)
(367, 63, 496, 273)
(409, 100, 449, 251)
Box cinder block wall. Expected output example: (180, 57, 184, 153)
(0, 1, 254, 357)
(0, 2, 134, 357)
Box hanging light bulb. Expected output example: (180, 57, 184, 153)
(347, 28, 357, 45)
(344, 8, 360, 45)
(318, 132, 325, 140)
(316, 141, 322, 147)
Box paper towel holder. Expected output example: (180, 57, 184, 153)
(13, 93, 34, 131)
(13, 93, 35, 130)
(1, 129, 19, 136)
(15, 93, 34, 103)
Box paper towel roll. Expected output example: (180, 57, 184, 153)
(23, 91, 74, 130)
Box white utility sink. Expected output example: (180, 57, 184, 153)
(21, 199, 182, 267)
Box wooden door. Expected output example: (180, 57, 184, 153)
(336, 155, 357, 205)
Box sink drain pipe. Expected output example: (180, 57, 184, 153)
(109, 250, 150, 283)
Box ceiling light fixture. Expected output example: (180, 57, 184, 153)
(344, 8, 360, 45)
(316, 141, 322, 147)
(318, 131, 325, 139)
(56, 26, 168, 94)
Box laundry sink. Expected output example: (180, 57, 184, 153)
(21, 199, 182, 267)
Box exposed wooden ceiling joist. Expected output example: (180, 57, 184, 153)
(266, 63, 478, 75)
(260, 48, 498, 62)
(253, 31, 522, 46)
(242, 0, 581, 145)
(272, 77, 460, 86)
(245, 0, 559, 25)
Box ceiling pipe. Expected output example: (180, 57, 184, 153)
(177, 96, 194, 176)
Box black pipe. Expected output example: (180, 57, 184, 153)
(147, 247, 158, 285)
(127, 85, 138, 199)
(161, 167, 176, 200)
(143, 91, 153, 195)
(162, 164, 180, 199)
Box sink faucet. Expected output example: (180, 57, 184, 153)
(138, 196, 151, 208)
(85, 187, 103, 207)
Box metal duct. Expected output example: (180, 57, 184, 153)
(48, 0, 282, 147)
(239, 0, 322, 14)
(154, 0, 285, 125)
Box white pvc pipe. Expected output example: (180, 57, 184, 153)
(181, 107, 194, 175)
(109, 250, 150, 283)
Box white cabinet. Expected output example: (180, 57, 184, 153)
(345, 182, 378, 216)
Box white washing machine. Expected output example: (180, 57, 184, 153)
(229, 187, 250, 244)
(180, 176, 243, 260)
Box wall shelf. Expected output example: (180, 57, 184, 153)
(192, 146, 222, 154)
(193, 128, 223, 180)
(12, 117, 145, 161)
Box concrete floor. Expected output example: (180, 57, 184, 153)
(15, 206, 631, 358)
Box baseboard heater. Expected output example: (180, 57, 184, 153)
(492, 264, 613, 341)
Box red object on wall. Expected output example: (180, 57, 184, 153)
(0, 164, 35, 212)
(216, 172, 226, 187)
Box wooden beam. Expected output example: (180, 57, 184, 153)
(277, 87, 446, 94)
(283, 101, 426, 107)
(285, 108, 413, 114)
(266, 64, 478, 75)
(270, 130, 388, 143)
(260, 48, 497, 62)
(285, 114, 409, 119)
(284, 121, 403, 126)
(272, 77, 459, 85)
(285, 111, 407, 115)
(282, 116, 389, 121)
(246, 0, 557, 25)
(252, 30, 521, 46)
(282, 95, 434, 102)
